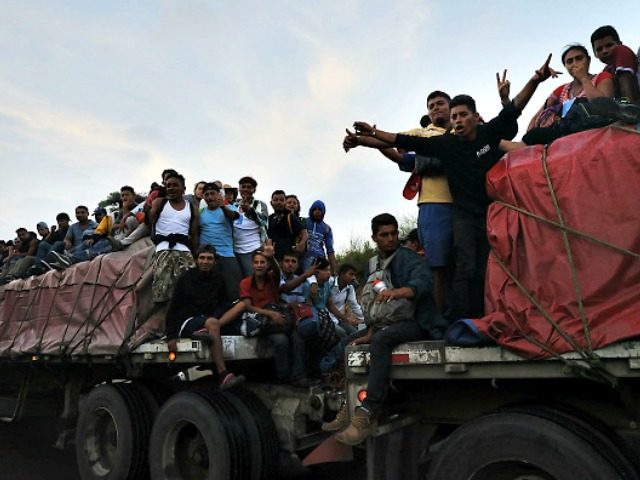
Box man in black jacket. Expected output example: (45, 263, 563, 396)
(165, 244, 245, 389)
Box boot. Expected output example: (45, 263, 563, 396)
(321, 403, 349, 432)
(334, 407, 377, 445)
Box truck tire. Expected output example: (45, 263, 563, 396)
(75, 383, 153, 480)
(148, 391, 231, 480)
(226, 388, 279, 480)
(426, 411, 625, 480)
(507, 405, 639, 479)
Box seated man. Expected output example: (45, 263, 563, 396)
(46, 205, 97, 266)
(165, 244, 245, 389)
(328, 263, 365, 332)
(112, 185, 141, 240)
(0, 228, 39, 282)
(327, 213, 448, 445)
(591, 25, 639, 104)
(49, 207, 114, 268)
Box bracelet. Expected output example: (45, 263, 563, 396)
(372, 126, 377, 137)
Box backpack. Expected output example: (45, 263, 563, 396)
(361, 249, 415, 329)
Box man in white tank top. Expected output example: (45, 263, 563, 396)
(149, 172, 199, 303)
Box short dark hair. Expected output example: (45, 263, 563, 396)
(120, 185, 135, 195)
(271, 189, 286, 198)
(419, 115, 431, 128)
(162, 169, 179, 181)
(239, 176, 257, 188)
(371, 213, 398, 235)
(449, 95, 477, 113)
(76, 205, 89, 213)
(591, 25, 620, 46)
(195, 180, 207, 188)
(202, 182, 220, 193)
(314, 257, 330, 270)
(56, 212, 70, 221)
(282, 251, 300, 260)
(251, 249, 267, 260)
(196, 244, 217, 257)
(15, 227, 27, 235)
(165, 172, 186, 188)
(338, 263, 357, 275)
(561, 44, 589, 65)
(427, 90, 451, 104)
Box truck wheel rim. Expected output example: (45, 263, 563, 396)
(84, 407, 119, 476)
(164, 420, 209, 480)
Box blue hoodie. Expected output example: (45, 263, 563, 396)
(305, 200, 334, 257)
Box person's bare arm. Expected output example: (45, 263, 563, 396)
(281, 262, 317, 293)
(574, 70, 614, 100)
(511, 54, 561, 112)
(189, 209, 199, 253)
(328, 252, 337, 276)
(617, 72, 640, 104)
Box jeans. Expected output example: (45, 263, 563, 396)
(358, 321, 429, 415)
(70, 239, 112, 263)
(263, 333, 291, 380)
(217, 256, 242, 301)
(235, 252, 253, 278)
(450, 211, 489, 320)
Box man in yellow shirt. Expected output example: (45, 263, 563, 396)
(376, 90, 453, 312)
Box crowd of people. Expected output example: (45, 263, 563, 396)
(1, 24, 638, 446)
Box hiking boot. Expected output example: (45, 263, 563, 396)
(321, 403, 349, 432)
(219, 372, 245, 390)
(334, 407, 377, 445)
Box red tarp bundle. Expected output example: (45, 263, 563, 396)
(472, 126, 640, 358)
(0, 239, 165, 357)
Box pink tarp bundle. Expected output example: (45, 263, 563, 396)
(0, 239, 165, 357)
(472, 126, 640, 358)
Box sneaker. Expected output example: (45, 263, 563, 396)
(616, 103, 640, 124)
(49, 262, 68, 271)
(51, 251, 71, 267)
(219, 372, 246, 390)
(334, 407, 377, 445)
(321, 404, 349, 432)
(40, 260, 54, 271)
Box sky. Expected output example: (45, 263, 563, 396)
(2, 1, 638, 252)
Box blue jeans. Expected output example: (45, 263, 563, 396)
(70, 239, 112, 264)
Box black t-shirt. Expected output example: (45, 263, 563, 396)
(267, 211, 304, 260)
(18, 233, 39, 254)
(165, 266, 230, 340)
(395, 103, 520, 217)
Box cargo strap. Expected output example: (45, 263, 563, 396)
(490, 129, 640, 387)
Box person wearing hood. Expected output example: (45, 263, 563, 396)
(303, 200, 337, 275)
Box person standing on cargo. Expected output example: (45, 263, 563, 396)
(343, 55, 559, 320)
(149, 172, 199, 304)
(328, 213, 447, 445)
(372, 91, 454, 313)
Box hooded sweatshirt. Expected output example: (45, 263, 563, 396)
(305, 200, 334, 258)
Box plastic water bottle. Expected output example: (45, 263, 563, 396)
(373, 279, 387, 294)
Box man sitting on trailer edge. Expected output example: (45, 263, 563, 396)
(165, 244, 246, 389)
(331, 213, 448, 445)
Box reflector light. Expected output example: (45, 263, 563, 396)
(168, 351, 176, 362)
(357, 389, 367, 402)
(391, 353, 410, 364)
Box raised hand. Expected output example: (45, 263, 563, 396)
(343, 128, 359, 152)
(496, 69, 511, 104)
(353, 121, 376, 136)
(533, 54, 562, 82)
(261, 238, 275, 258)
